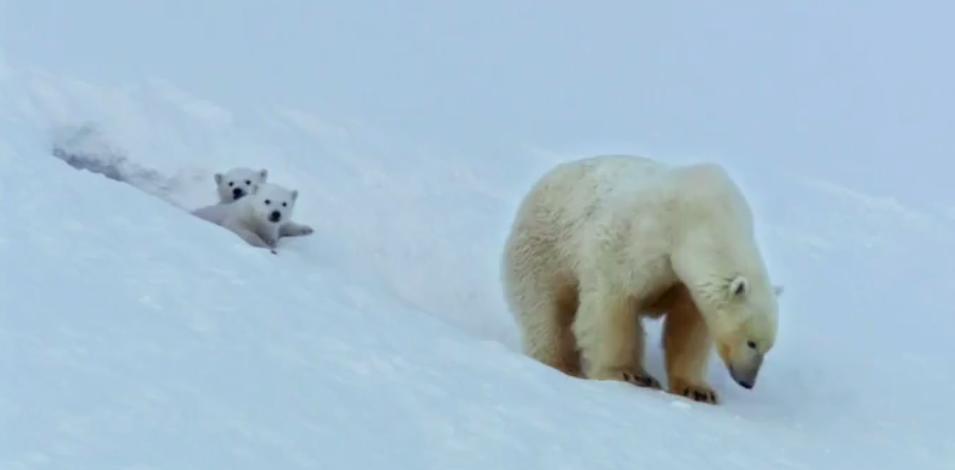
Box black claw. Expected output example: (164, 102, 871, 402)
(622, 371, 661, 388)
(682, 387, 717, 403)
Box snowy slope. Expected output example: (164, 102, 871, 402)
(2, 2, 955, 469)
(2, 67, 953, 470)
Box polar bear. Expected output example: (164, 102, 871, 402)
(214, 167, 268, 203)
(502, 155, 779, 404)
(213, 167, 314, 238)
(193, 183, 300, 252)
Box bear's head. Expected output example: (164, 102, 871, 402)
(701, 274, 780, 390)
(248, 183, 298, 225)
(214, 167, 268, 202)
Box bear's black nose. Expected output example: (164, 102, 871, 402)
(232, 187, 245, 199)
(735, 379, 754, 389)
(269, 211, 281, 223)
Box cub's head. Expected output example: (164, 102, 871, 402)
(214, 167, 268, 202)
(703, 275, 781, 390)
(248, 183, 298, 225)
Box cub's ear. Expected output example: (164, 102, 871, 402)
(773, 285, 785, 297)
(259, 169, 268, 181)
(729, 275, 749, 298)
(290, 190, 298, 201)
(214, 173, 223, 185)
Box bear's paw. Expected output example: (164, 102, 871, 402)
(669, 379, 719, 404)
(619, 370, 662, 389)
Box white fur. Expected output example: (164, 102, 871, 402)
(212, 167, 314, 238)
(214, 167, 268, 203)
(193, 183, 300, 252)
(502, 155, 779, 389)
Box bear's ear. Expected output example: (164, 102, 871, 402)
(773, 285, 784, 297)
(729, 275, 749, 298)
(290, 190, 298, 201)
(259, 169, 268, 182)
(214, 173, 223, 185)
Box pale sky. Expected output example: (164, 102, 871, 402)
(2, 0, 952, 208)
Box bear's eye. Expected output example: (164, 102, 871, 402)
(228, 182, 234, 187)
(264, 199, 271, 205)
(245, 180, 251, 185)
(282, 202, 287, 207)
(747, 340, 757, 350)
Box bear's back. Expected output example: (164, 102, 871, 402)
(532, 155, 668, 219)
(665, 162, 755, 238)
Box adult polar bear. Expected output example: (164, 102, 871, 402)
(502, 155, 779, 404)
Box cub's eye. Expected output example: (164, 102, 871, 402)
(264, 199, 271, 205)
(282, 202, 287, 207)
(245, 180, 252, 185)
(747, 341, 757, 350)
(228, 182, 234, 187)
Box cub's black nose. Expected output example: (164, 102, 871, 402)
(269, 211, 281, 223)
(232, 187, 245, 199)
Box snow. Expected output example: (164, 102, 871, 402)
(1, 2, 954, 469)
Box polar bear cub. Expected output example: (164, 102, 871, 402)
(215, 167, 267, 203)
(213, 167, 313, 237)
(193, 183, 299, 251)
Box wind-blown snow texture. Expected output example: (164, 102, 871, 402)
(1, 2, 954, 469)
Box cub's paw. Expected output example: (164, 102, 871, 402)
(670, 380, 719, 404)
(282, 225, 314, 237)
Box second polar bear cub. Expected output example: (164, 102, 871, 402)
(215, 167, 267, 202)
(502, 155, 780, 404)
(193, 183, 299, 251)
(214, 167, 313, 237)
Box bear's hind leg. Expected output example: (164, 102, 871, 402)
(517, 283, 582, 377)
(663, 286, 718, 404)
(573, 288, 660, 388)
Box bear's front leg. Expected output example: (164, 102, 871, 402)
(253, 225, 281, 251)
(663, 289, 718, 404)
(279, 222, 314, 237)
(572, 287, 660, 389)
(231, 226, 274, 250)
